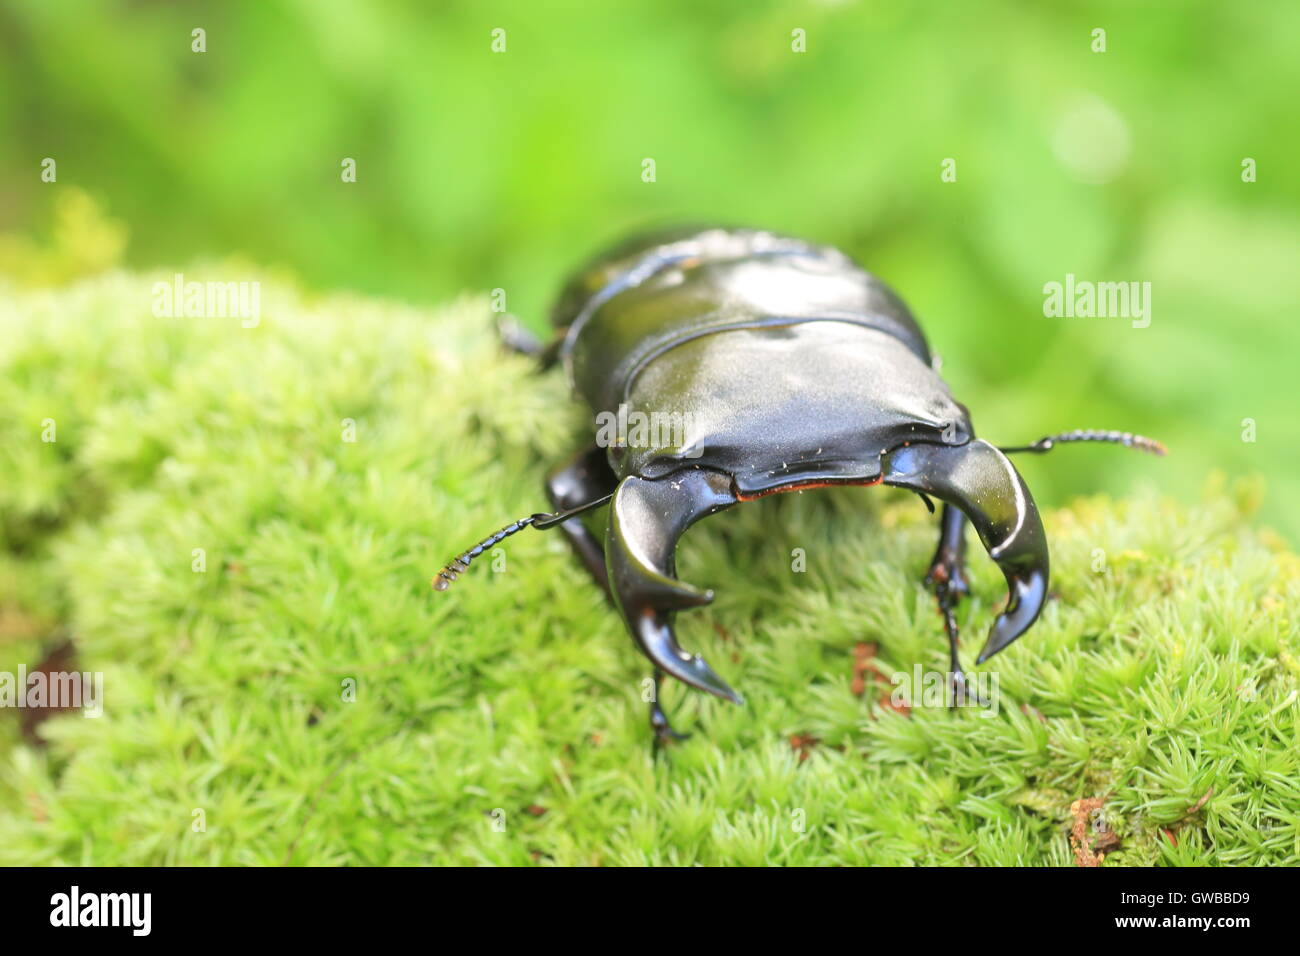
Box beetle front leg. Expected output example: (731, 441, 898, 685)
(548, 449, 692, 743)
(925, 503, 970, 605)
(496, 314, 564, 368)
(648, 668, 691, 749)
(924, 505, 980, 706)
(546, 445, 617, 596)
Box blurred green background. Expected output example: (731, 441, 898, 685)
(1, 0, 1297, 539)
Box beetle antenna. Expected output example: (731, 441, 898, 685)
(432, 493, 613, 591)
(999, 429, 1166, 457)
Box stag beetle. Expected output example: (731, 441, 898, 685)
(436, 227, 1163, 743)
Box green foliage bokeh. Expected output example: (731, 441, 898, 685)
(0, 0, 1297, 536)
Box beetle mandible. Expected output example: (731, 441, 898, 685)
(436, 227, 1164, 743)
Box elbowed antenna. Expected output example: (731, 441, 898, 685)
(1000, 429, 1166, 457)
(432, 494, 613, 591)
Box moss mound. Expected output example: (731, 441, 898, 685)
(1, 270, 1296, 865)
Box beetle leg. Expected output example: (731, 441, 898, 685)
(496, 314, 563, 368)
(883, 439, 1049, 665)
(548, 449, 692, 741)
(924, 504, 985, 707)
(605, 469, 743, 705)
(546, 445, 617, 597)
(925, 504, 970, 601)
(649, 668, 691, 749)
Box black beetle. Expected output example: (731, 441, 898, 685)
(437, 227, 1163, 742)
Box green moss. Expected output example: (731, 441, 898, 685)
(0, 270, 1296, 866)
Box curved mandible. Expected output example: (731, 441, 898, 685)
(604, 468, 742, 703)
(883, 439, 1050, 663)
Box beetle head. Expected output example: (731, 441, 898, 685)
(602, 437, 1048, 706)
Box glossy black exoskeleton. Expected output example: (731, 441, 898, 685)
(437, 227, 1163, 743)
